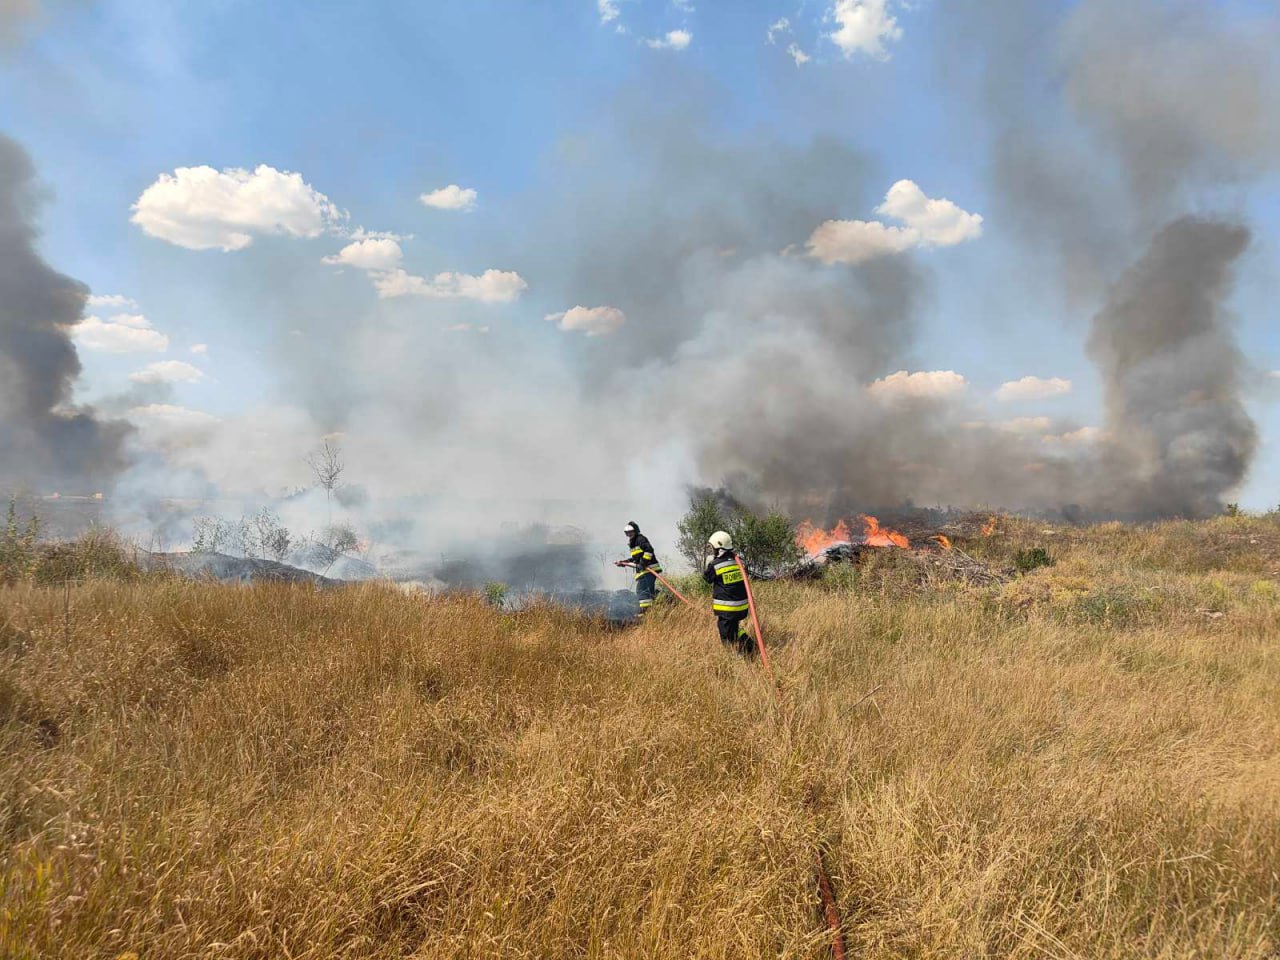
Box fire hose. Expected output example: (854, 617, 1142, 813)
(738, 558, 848, 960)
(614, 561, 695, 608)
(623, 554, 847, 958)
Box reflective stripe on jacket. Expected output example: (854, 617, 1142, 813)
(703, 550, 749, 613)
(628, 533, 663, 580)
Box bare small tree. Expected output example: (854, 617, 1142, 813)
(306, 440, 345, 524)
(250, 508, 292, 562)
(191, 517, 232, 554)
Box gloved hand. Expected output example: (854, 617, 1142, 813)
(614, 560, 631, 568)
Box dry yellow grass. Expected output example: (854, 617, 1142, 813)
(2, 518, 1278, 958)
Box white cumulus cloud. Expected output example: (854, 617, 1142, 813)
(419, 185, 478, 212)
(647, 29, 691, 50)
(128, 404, 220, 427)
(598, 0, 620, 23)
(71, 314, 168, 353)
(866, 369, 967, 401)
(806, 179, 983, 265)
(131, 164, 343, 251)
(998, 416, 1054, 434)
(995, 376, 1073, 402)
(190, 343, 208, 355)
(129, 360, 207, 384)
(546, 305, 627, 336)
(876, 180, 984, 246)
(1043, 426, 1102, 446)
(322, 236, 404, 271)
(830, 0, 902, 60)
(373, 268, 528, 303)
(865, 368, 962, 399)
(787, 43, 811, 66)
(86, 293, 137, 309)
(767, 17, 791, 43)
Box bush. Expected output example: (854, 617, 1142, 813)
(322, 524, 360, 554)
(484, 581, 508, 608)
(675, 488, 803, 576)
(676, 489, 731, 570)
(0, 499, 39, 583)
(729, 510, 804, 576)
(1014, 547, 1054, 574)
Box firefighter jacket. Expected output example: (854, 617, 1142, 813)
(627, 533, 662, 580)
(703, 549, 749, 614)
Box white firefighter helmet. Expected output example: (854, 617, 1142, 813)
(708, 530, 733, 551)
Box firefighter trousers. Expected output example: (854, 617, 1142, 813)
(636, 571, 657, 611)
(716, 612, 754, 656)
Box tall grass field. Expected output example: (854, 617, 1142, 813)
(2, 517, 1278, 958)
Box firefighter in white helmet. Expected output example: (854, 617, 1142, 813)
(703, 531, 754, 655)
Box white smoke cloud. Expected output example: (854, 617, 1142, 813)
(546, 305, 627, 336)
(419, 185, 478, 212)
(995, 376, 1072, 401)
(806, 179, 983, 264)
(829, 0, 902, 61)
(647, 29, 691, 50)
(131, 164, 344, 251)
(322, 236, 404, 271)
(71, 314, 169, 353)
(190, 343, 208, 355)
(788, 44, 811, 66)
(867, 369, 968, 401)
(372, 267, 528, 302)
(767, 17, 790, 43)
(597, 0, 620, 24)
(129, 360, 207, 384)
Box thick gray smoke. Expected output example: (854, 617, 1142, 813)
(1088, 218, 1254, 517)
(0, 133, 130, 491)
(114, 2, 1278, 557)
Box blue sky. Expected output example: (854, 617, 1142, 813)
(3, 0, 1279, 512)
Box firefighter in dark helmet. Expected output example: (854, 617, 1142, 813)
(617, 521, 662, 613)
(703, 530, 754, 656)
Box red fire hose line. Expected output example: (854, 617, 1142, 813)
(620, 553, 847, 958)
(736, 559, 848, 960)
(619, 562, 696, 608)
(735, 557, 776, 695)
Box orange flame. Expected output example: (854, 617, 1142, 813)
(861, 515, 909, 549)
(981, 516, 998, 536)
(796, 519, 852, 555)
(932, 534, 953, 550)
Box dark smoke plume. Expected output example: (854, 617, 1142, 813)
(1088, 218, 1254, 518)
(0, 132, 130, 491)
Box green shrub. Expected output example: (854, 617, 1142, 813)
(1014, 547, 1054, 574)
(729, 510, 804, 576)
(483, 581, 509, 608)
(0, 499, 39, 584)
(675, 488, 802, 576)
(676, 489, 731, 569)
